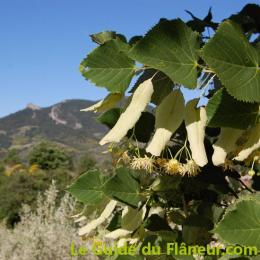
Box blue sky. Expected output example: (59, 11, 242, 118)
(0, 0, 258, 118)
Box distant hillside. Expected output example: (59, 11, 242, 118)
(0, 100, 109, 165)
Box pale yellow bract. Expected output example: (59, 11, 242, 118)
(81, 92, 123, 113)
(99, 78, 154, 145)
(105, 229, 131, 239)
(233, 124, 260, 161)
(78, 200, 117, 236)
(146, 90, 185, 156)
(185, 99, 208, 167)
(212, 127, 243, 166)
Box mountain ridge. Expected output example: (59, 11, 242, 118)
(0, 99, 109, 164)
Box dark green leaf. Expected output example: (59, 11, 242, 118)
(206, 88, 259, 129)
(66, 170, 105, 205)
(156, 230, 178, 242)
(127, 112, 155, 143)
(144, 214, 172, 231)
(197, 203, 224, 224)
(167, 211, 186, 225)
(182, 215, 213, 245)
(151, 176, 181, 192)
(228, 4, 260, 33)
(186, 8, 218, 33)
(97, 108, 121, 129)
(80, 39, 135, 93)
(106, 210, 122, 231)
(103, 167, 142, 208)
(202, 21, 260, 102)
(129, 19, 200, 88)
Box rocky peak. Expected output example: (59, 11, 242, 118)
(26, 103, 41, 111)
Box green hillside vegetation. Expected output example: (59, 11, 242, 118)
(0, 141, 97, 227)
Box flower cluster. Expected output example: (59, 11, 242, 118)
(116, 150, 201, 177)
(178, 159, 201, 177)
(130, 156, 154, 174)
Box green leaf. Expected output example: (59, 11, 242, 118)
(97, 108, 122, 129)
(173, 256, 196, 260)
(114, 256, 144, 260)
(127, 112, 155, 143)
(66, 170, 105, 205)
(214, 198, 260, 247)
(131, 69, 174, 105)
(206, 88, 259, 129)
(103, 167, 142, 208)
(144, 214, 172, 231)
(167, 211, 186, 225)
(151, 175, 181, 192)
(202, 21, 260, 102)
(129, 19, 199, 88)
(228, 4, 260, 33)
(182, 215, 213, 245)
(106, 210, 122, 231)
(121, 206, 144, 231)
(186, 8, 218, 33)
(90, 31, 127, 45)
(155, 230, 178, 242)
(80, 39, 135, 93)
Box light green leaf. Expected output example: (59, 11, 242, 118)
(90, 31, 127, 45)
(206, 88, 259, 129)
(129, 19, 199, 88)
(121, 206, 145, 231)
(202, 21, 260, 102)
(80, 39, 135, 93)
(103, 167, 142, 208)
(214, 198, 260, 247)
(66, 170, 105, 205)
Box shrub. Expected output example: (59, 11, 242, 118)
(0, 182, 97, 260)
(78, 154, 96, 174)
(0, 169, 71, 226)
(3, 149, 21, 166)
(29, 142, 72, 170)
